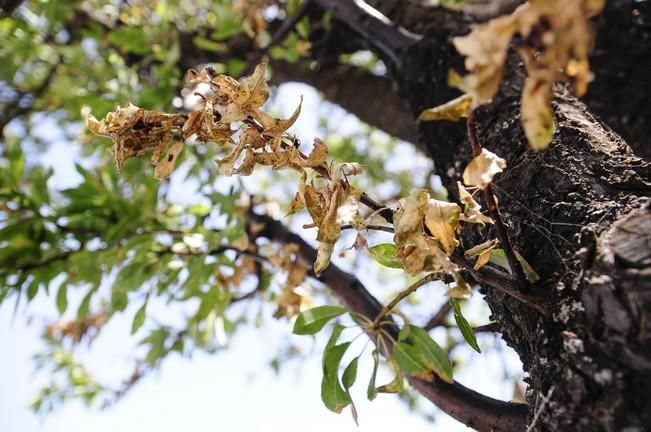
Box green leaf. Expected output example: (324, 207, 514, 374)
(321, 342, 351, 413)
(368, 243, 403, 269)
(407, 325, 453, 382)
(296, 17, 311, 39)
(450, 299, 481, 353)
(115, 260, 151, 293)
(488, 248, 509, 271)
(489, 249, 540, 283)
(77, 289, 94, 319)
(398, 324, 411, 342)
(192, 36, 224, 53)
(394, 341, 430, 378)
(324, 324, 344, 362)
(342, 356, 358, 389)
(30, 169, 51, 206)
(367, 349, 380, 400)
(131, 302, 147, 334)
(107, 27, 150, 55)
(515, 251, 540, 283)
(56, 283, 68, 314)
(342, 356, 359, 425)
(188, 203, 212, 216)
(26, 277, 39, 301)
(111, 289, 128, 313)
(394, 325, 453, 383)
(293, 305, 347, 335)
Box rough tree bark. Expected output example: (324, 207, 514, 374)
(311, 1, 651, 431)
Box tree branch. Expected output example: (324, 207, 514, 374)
(270, 61, 419, 144)
(423, 301, 452, 330)
(312, 0, 420, 68)
(250, 211, 527, 432)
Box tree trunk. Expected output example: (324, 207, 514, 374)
(393, 32, 651, 432)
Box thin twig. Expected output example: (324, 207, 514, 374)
(451, 251, 546, 312)
(373, 272, 441, 328)
(423, 302, 453, 330)
(341, 223, 394, 233)
(472, 322, 500, 333)
(466, 110, 527, 287)
(358, 192, 394, 223)
(526, 386, 555, 432)
(357, 189, 543, 309)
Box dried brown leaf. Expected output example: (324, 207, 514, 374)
(419, 93, 473, 122)
(462, 148, 506, 189)
(424, 199, 461, 255)
(457, 182, 493, 225)
(154, 141, 184, 180)
(521, 76, 555, 150)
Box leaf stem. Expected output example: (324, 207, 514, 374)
(358, 192, 394, 223)
(372, 272, 440, 328)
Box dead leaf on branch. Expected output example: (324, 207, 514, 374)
(432, 0, 605, 150)
(457, 182, 493, 225)
(521, 75, 555, 150)
(85, 103, 185, 170)
(465, 239, 499, 270)
(418, 93, 472, 122)
(424, 199, 461, 255)
(268, 243, 312, 318)
(154, 141, 185, 180)
(462, 148, 507, 190)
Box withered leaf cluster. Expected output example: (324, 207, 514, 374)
(45, 312, 108, 345)
(86, 62, 503, 300)
(393, 186, 494, 299)
(86, 63, 362, 276)
(421, 0, 604, 151)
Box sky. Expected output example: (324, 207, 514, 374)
(0, 82, 522, 432)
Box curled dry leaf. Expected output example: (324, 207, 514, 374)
(268, 244, 312, 319)
(424, 200, 461, 255)
(154, 141, 185, 180)
(85, 103, 185, 170)
(462, 148, 506, 189)
(457, 182, 493, 225)
(392, 190, 469, 295)
(449, 0, 605, 150)
(418, 93, 472, 122)
(314, 242, 335, 276)
(521, 76, 555, 150)
(447, 276, 472, 299)
(465, 239, 499, 270)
